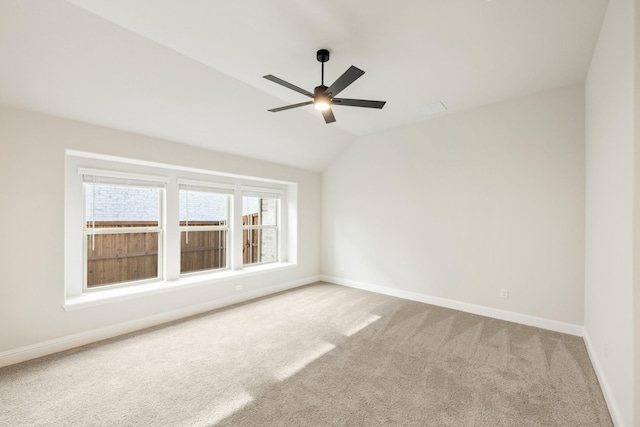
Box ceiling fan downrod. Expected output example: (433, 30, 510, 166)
(317, 49, 330, 86)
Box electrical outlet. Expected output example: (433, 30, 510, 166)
(500, 288, 509, 299)
(235, 285, 243, 291)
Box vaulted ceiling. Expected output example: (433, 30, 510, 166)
(0, 0, 608, 171)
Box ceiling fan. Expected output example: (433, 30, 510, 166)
(263, 49, 386, 124)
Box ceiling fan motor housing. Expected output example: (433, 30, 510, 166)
(317, 49, 330, 63)
(314, 85, 329, 97)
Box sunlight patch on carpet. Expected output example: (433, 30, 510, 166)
(274, 341, 336, 380)
(343, 314, 381, 336)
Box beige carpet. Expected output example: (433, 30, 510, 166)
(0, 282, 612, 426)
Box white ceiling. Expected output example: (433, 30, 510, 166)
(0, 0, 608, 171)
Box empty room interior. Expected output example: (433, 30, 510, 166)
(0, 0, 638, 426)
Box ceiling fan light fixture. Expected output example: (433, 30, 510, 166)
(314, 96, 331, 111)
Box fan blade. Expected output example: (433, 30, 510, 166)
(325, 66, 365, 97)
(322, 108, 336, 124)
(332, 98, 386, 109)
(263, 75, 313, 98)
(268, 101, 314, 112)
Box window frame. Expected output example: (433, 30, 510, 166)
(80, 169, 167, 291)
(178, 180, 234, 276)
(65, 151, 295, 306)
(241, 189, 282, 266)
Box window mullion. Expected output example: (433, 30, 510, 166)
(232, 185, 243, 270)
(164, 180, 181, 281)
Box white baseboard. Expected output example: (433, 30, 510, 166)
(583, 331, 625, 427)
(320, 275, 584, 336)
(0, 276, 318, 368)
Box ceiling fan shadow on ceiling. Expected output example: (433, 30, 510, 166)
(263, 49, 386, 124)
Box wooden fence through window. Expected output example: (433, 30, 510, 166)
(86, 215, 259, 288)
(86, 221, 158, 288)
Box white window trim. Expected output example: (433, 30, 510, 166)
(79, 167, 170, 184)
(65, 150, 297, 310)
(177, 178, 236, 192)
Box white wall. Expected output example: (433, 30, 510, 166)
(0, 107, 321, 360)
(322, 84, 586, 326)
(584, 0, 637, 425)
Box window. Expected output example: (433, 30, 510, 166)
(65, 151, 295, 304)
(179, 182, 232, 274)
(83, 172, 164, 289)
(242, 190, 280, 265)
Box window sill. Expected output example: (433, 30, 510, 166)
(63, 262, 296, 311)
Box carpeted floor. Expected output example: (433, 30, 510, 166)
(0, 282, 612, 426)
